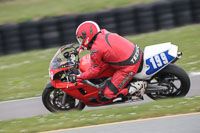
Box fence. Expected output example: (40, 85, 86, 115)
(0, 0, 200, 55)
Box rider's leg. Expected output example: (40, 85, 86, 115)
(103, 56, 142, 100)
(104, 68, 136, 99)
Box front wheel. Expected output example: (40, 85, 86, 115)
(147, 64, 190, 100)
(42, 86, 85, 112)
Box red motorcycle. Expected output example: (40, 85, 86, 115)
(42, 43, 190, 112)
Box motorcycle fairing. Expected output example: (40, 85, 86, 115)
(47, 44, 112, 105)
(146, 50, 175, 75)
(134, 42, 178, 80)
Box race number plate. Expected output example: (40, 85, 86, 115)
(146, 50, 175, 75)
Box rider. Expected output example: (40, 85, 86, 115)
(74, 21, 146, 101)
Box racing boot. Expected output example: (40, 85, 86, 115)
(99, 90, 127, 103)
(128, 81, 147, 100)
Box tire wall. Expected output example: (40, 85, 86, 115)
(0, 0, 199, 55)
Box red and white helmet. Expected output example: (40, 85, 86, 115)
(76, 21, 100, 51)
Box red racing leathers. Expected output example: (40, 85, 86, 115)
(80, 29, 143, 99)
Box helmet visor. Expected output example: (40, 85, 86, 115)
(77, 36, 87, 50)
(77, 36, 83, 45)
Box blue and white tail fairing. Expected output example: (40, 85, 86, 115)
(134, 42, 178, 80)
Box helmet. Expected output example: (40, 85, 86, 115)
(76, 21, 100, 50)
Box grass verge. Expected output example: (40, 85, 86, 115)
(0, 96, 200, 133)
(0, 0, 158, 24)
(0, 24, 200, 102)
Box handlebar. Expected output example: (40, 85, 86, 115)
(66, 67, 110, 90)
(63, 46, 79, 59)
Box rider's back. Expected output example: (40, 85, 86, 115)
(91, 29, 138, 69)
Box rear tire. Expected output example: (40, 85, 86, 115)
(147, 64, 190, 100)
(42, 86, 85, 112)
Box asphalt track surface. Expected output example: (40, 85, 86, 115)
(0, 75, 199, 121)
(43, 112, 200, 133)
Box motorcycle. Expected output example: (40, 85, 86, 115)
(42, 42, 190, 112)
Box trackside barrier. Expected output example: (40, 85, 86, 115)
(19, 21, 41, 51)
(0, 0, 200, 55)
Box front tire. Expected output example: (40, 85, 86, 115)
(42, 86, 85, 112)
(147, 64, 190, 100)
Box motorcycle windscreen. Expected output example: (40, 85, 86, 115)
(79, 54, 115, 78)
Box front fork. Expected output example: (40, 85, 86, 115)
(62, 92, 67, 105)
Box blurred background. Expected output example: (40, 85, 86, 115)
(0, 1, 200, 131)
(0, 0, 200, 102)
(0, 0, 199, 55)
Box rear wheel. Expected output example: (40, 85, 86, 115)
(147, 64, 190, 100)
(42, 86, 85, 112)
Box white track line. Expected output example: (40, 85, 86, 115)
(0, 96, 41, 104)
(190, 72, 200, 76)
